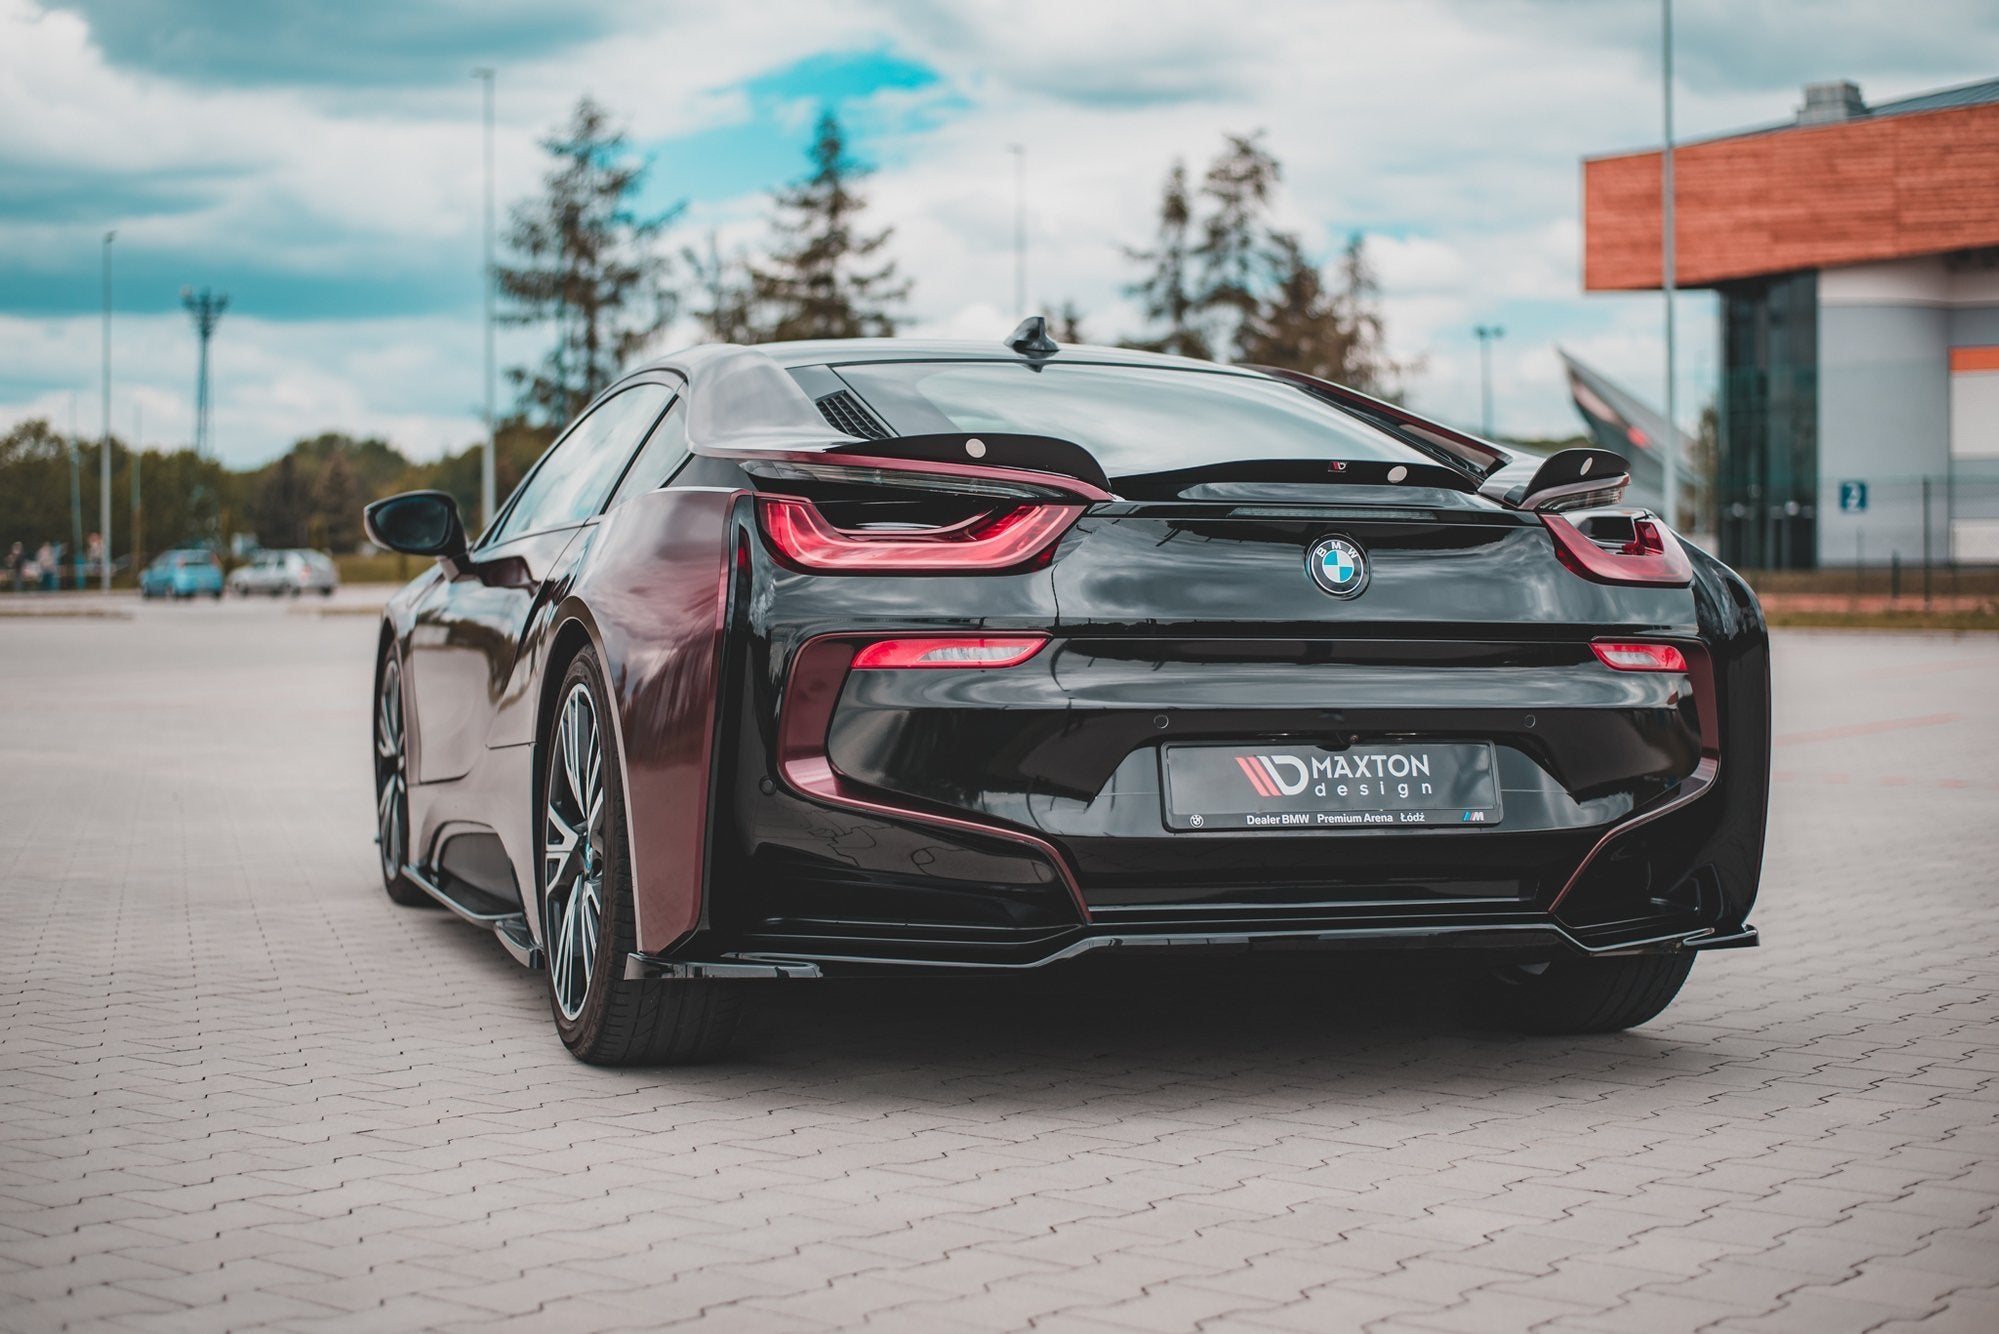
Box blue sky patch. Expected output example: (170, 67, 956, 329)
(635, 49, 964, 216)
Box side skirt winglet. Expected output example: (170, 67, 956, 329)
(402, 863, 544, 969)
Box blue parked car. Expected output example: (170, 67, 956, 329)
(139, 549, 224, 599)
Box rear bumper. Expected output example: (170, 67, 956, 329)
(682, 545, 1769, 971)
(629, 916, 1758, 980)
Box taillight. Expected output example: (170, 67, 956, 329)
(851, 636, 1048, 669)
(1591, 641, 1688, 672)
(757, 496, 1081, 573)
(1544, 513, 1692, 586)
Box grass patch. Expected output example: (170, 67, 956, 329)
(335, 553, 424, 585)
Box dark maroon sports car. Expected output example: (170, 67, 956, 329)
(364, 322, 1768, 1066)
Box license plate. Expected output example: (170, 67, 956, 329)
(1162, 742, 1501, 830)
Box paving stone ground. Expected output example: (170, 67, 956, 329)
(1, 595, 1995, 1333)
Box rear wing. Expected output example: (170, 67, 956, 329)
(680, 345, 1489, 504)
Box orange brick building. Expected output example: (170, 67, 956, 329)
(1583, 79, 1999, 569)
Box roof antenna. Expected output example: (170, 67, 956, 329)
(1006, 315, 1059, 358)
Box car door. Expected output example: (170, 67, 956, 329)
(404, 381, 676, 784)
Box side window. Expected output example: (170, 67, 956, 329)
(606, 396, 689, 510)
(488, 384, 674, 544)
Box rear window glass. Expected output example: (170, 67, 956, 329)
(832, 361, 1430, 479)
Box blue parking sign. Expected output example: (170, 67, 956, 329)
(1839, 481, 1868, 513)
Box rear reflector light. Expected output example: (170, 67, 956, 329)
(851, 636, 1048, 669)
(1591, 641, 1688, 673)
(758, 496, 1081, 573)
(1544, 513, 1692, 586)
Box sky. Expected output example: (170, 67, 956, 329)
(4, 0, 1998, 467)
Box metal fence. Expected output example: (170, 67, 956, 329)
(1802, 471, 1999, 569)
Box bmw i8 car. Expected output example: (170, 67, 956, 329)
(363, 320, 1768, 1066)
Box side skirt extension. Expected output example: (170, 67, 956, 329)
(402, 863, 542, 969)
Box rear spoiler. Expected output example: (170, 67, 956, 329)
(1245, 365, 1510, 478)
(1485, 447, 1634, 513)
(678, 346, 1496, 506)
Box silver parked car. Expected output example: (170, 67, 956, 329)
(228, 549, 339, 597)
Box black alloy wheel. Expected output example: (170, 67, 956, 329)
(374, 651, 430, 907)
(540, 647, 741, 1065)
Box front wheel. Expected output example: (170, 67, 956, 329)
(540, 648, 741, 1066)
(373, 651, 431, 907)
(1473, 951, 1695, 1034)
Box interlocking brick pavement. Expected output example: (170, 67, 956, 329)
(2, 597, 1995, 1332)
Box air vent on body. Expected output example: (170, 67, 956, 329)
(815, 390, 890, 440)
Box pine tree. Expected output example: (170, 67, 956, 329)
(251, 454, 309, 549)
(1053, 300, 1087, 345)
(312, 449, 362, 553)
(1121, 160, 1209, 359)
(747, 110, 909, 340)
(1238, 233, 1408, 398)
(683, 231, 758, 344)
(1192, 132, 1286, 361)
(497, 97, 681, 424)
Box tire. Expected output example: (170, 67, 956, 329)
(373, 649, 432, 907)
(540, 647, 742, 1066)
(1474, 951, 1695, 1034)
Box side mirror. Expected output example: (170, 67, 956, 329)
(1516, 448, 1631, 512)
(363, 491, 467, 559)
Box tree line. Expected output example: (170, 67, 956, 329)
(506, 101, 1407, 425)
(0, 420, 557, 574)
(2, 100, 1405, 567)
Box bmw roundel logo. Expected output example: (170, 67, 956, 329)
(1307, 535, 1369, 598)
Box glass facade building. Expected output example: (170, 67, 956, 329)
(1718, 272, 1818, 569)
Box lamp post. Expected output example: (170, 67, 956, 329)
(101, 231, 113, 591)
(181, 287, 229, 456)
(1661, 0, 1680, 529)
(473, 67, 497, 532)
(1007, 143, 1025, 316)
(1473, 324, 1504, 438)
(68, 393, 82, 590)
(132, 402, 142, 577)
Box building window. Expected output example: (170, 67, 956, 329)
(1719, 270, 1818, 569)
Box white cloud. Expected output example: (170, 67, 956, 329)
(5, 0, 1998, 460)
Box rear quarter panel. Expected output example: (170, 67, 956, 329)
(560, 487, 745, 955)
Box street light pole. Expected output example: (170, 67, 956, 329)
(182, 288, 229, 456)
(1007, 143, 1025, 316)
(68, 392, 82, 590)
(474, 67, 497, 532)
(132, 401, 142, 576)
(1661, 0, 1680, 529)
(101, 230, 113, 592)
(1473, 324, 1504, 438)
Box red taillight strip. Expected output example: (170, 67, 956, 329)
(759, 496, 1083, 574)
(851, 636, 1048, 669)
(1591, 641, 1688, 673)
(776, 635, 1091, 924)
(1543, 513, 1692, 587)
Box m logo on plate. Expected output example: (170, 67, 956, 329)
(1307, 535, 1369, 598)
